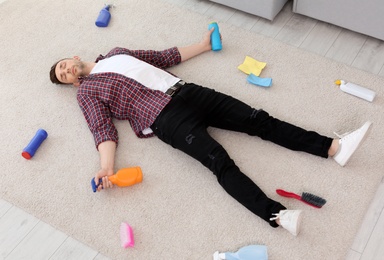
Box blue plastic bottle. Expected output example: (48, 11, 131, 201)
(213, 245, 268, 260)
(208, 22, 222, 51)
(95, 5, 112, 27)
(22, 129, 48, 159)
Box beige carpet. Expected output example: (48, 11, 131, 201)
(1, 0, 383, 259)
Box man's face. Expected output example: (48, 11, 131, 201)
(55, 56, 84, 85)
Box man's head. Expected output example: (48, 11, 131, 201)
(50, 56, 86, 87)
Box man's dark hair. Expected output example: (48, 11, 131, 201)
(49, 58, 67, 85)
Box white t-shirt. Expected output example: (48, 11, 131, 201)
(91, 54, 180, 92)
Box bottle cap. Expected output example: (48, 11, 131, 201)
(213, 251, 224, 260)
(22, 151, 32, 159)
(335, 80, 341, 85)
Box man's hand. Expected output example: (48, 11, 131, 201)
(94, 168, 114, 191)
(201, 27, 223, 51)
(200, 28, 215, 52)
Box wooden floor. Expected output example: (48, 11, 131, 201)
(0, 199, 110, 260)
(1, 0, 384, 259)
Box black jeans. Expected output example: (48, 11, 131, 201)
(151, 83, 333, 227)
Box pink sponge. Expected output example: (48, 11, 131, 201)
(120, 222, 134, 248)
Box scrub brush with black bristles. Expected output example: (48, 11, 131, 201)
(276, 189, 327, 208)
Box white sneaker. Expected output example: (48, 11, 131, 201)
(333, 121, 372, 167)
(270, 210, 302, 236)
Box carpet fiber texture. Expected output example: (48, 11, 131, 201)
(1, 0, 383, 259)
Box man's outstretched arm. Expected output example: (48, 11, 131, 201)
(178, 28, 215, 62)
(94, 140, 116, 191)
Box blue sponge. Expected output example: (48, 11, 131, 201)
(247, 73, 272, 87)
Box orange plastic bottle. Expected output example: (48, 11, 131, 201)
(91, 167, 143, 192)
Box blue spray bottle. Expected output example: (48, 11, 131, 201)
(213, 245, 268, 260)
(95, 4, 113, 27)
(208, 22, 222, 51)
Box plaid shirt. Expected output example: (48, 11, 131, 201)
(77, 47, 181, 149)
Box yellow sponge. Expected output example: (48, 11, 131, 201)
(238, 56, 267, 76)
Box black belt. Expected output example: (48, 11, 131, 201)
(165, 80, 185, 97)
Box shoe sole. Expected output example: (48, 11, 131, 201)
(338, 121, 372, 166)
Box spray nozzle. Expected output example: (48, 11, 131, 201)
(103, 4, 116, 11)
(104, 3, 116, 10)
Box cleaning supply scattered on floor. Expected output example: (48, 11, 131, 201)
(22, 129, 48, 159)
(208, 22, 222, 51)
(95, 4, 114, 27)
(247, 73, 272, 87)
(335, 80, 376, 102)
(213, 245, 268, 260)
(91, 167, 143, 192)
(120, 222, 134, 248)
(276, 189, 326, 208)
(237, 56, 266, 76)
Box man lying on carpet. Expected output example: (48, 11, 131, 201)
(49, 28, 371, 236)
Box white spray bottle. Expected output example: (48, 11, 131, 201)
(213, 245, 268, 260)
(335, 80, 376, 102)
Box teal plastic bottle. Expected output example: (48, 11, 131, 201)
(208, 22, 222, 51)
(213, 245, 268, 260)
